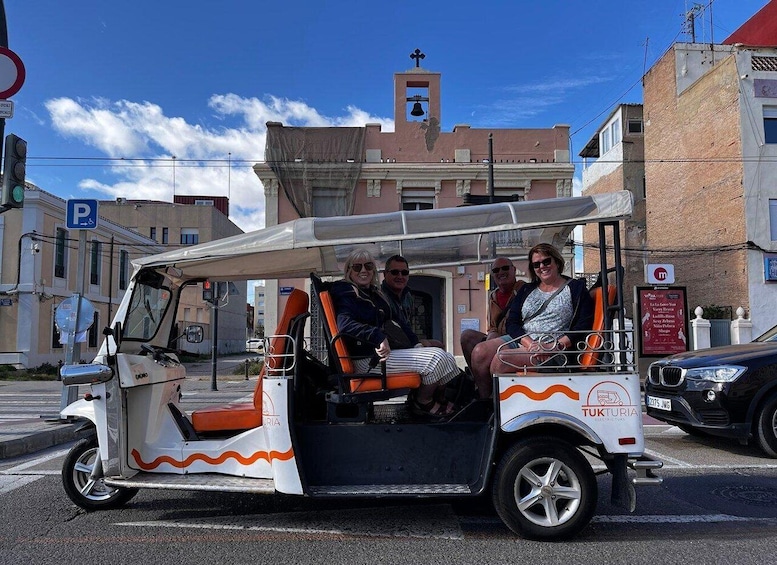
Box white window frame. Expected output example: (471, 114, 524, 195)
(180, 228, 199, 245)
(764, 106, 777, 144)
(312, 187, 348, 217)
(402, 189, 435, 211)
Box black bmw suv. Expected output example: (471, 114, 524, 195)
(644, 324, 777, 457)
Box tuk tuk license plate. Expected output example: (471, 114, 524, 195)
(646, 395, 671, 411)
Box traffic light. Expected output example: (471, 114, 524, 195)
(1, 134, 27, 209)
(202, 280, 213, 302)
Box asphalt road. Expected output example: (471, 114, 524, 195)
(1, 423, 776, 564)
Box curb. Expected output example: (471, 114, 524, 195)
(0, 420, 92, 460)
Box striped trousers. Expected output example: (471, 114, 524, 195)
(355, 347, 460, 386)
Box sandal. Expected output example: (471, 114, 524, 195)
(408, 393, 455, 420)
(433, 387, 457, 414)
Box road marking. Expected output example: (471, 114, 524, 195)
(2, 447, 71, 472)
(118, 504, 465, 540)
(593, 514, 777, 524)
(116, 510, 777, 539)
(643, 447, 693, 467)
(0, 474, 42, 495)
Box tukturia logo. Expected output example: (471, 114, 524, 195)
(582, 381, 638, 420)
(262, 391, 281, 426)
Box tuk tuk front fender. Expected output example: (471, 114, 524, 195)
(61, 398, 97, 425)
(501, 410, 602, 446)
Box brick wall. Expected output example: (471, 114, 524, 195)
(643, 49, 747, 314)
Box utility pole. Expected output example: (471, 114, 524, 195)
(0, 0, 8, 145)
(488, 133, 494, 204)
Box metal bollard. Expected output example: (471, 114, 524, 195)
(245, 358, 249, 380)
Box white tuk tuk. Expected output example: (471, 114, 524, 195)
(60, 190, 661, 540)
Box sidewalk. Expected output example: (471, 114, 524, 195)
(0, 357, 259, 460)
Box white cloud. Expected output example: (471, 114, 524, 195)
(45, 94, 393, 233)
(476, 75, 613, 126)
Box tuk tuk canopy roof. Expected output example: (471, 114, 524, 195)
(132, 191, 633, 282)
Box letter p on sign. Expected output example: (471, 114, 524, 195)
(66, 199, 99, 230)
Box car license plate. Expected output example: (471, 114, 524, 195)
(646, 395, 671, 411)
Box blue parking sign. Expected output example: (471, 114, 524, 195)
(66, 199, 99, 229)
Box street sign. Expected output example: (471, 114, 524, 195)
(279, 286, 294, 295)
(66, 199, 99, 229)
(0, 298, 12, 306)
(55, 295, 96, 335)
(646, 263, 675, 285)
(0, 47, 25, 99)
(0, 100, 13, 119)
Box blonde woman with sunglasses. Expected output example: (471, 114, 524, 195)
(469, 243, 594, 398)
(330, 249, 460, 418)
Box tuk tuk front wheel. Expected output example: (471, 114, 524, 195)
(62, 438, 138, 510)
(492, 437, 597, 540)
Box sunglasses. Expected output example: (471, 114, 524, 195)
(351, 262, 375, 273)
(491, 265, 512, 274)
(531, 257, 553, 269)
(388, 269, 410, 276)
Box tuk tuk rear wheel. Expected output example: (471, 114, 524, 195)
(62, 438, 138, 510)
(492, 437, 597, 540)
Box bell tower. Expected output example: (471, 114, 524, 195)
(394, 49, 441, 131)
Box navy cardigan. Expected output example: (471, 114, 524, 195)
(330, 280, 419, 356)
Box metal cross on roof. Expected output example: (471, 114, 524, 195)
(410, 48, 425, 67)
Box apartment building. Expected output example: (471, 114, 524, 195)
(254, 56, 575, 359)
(579, 103, 646, 316)
(0, 186, 161, 368)
(98, 195, 247, 355)
(580, 1, 777, 337)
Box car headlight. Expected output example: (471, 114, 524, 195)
(684, 365, 745, 382)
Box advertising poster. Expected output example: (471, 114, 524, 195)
(636, 286, 689, 356)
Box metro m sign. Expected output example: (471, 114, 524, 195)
(66, 199, 99, 230)
(646, 263, 675, 285)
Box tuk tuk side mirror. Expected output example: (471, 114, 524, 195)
(185, 325, 204, 343)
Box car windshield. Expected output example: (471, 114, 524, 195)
(755, 323, 777, 342)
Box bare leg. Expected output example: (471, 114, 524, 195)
(491, 348, 535, 374)
(460, 329, 486, 368)
(469, 337, 505, 399)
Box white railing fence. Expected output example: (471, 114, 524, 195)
(691, 306, 752, 350)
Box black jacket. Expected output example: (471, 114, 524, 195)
(330, 280, 419, 356)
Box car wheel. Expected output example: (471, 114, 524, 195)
(492, 436, 597, 540)
(62, 438, 138, 510)
(755, 394, 777, 458)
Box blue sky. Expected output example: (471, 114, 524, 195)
(3, 0, 769, 233)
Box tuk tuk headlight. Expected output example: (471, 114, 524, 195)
(684, 365, 745, 383)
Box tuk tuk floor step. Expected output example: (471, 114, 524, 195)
(308, 484, 473, 496)
(105, 473, 276, 493)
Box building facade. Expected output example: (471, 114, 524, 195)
(579, 103, 646, 316)
(254, 59, 575, 360)
(578, 2, 777, 339)
(98, 195, 247, 355)
(0, 186, 161, 368)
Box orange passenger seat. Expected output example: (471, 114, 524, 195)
(578, 284, 617, 369)
(190, 288, 309, 433)
(317, 285, 421, 393)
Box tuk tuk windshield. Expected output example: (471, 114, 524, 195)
(122, 282, 172, 340)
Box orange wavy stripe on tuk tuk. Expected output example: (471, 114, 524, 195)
(499, 383, 580, 402)
(130, 447, 295, 470)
